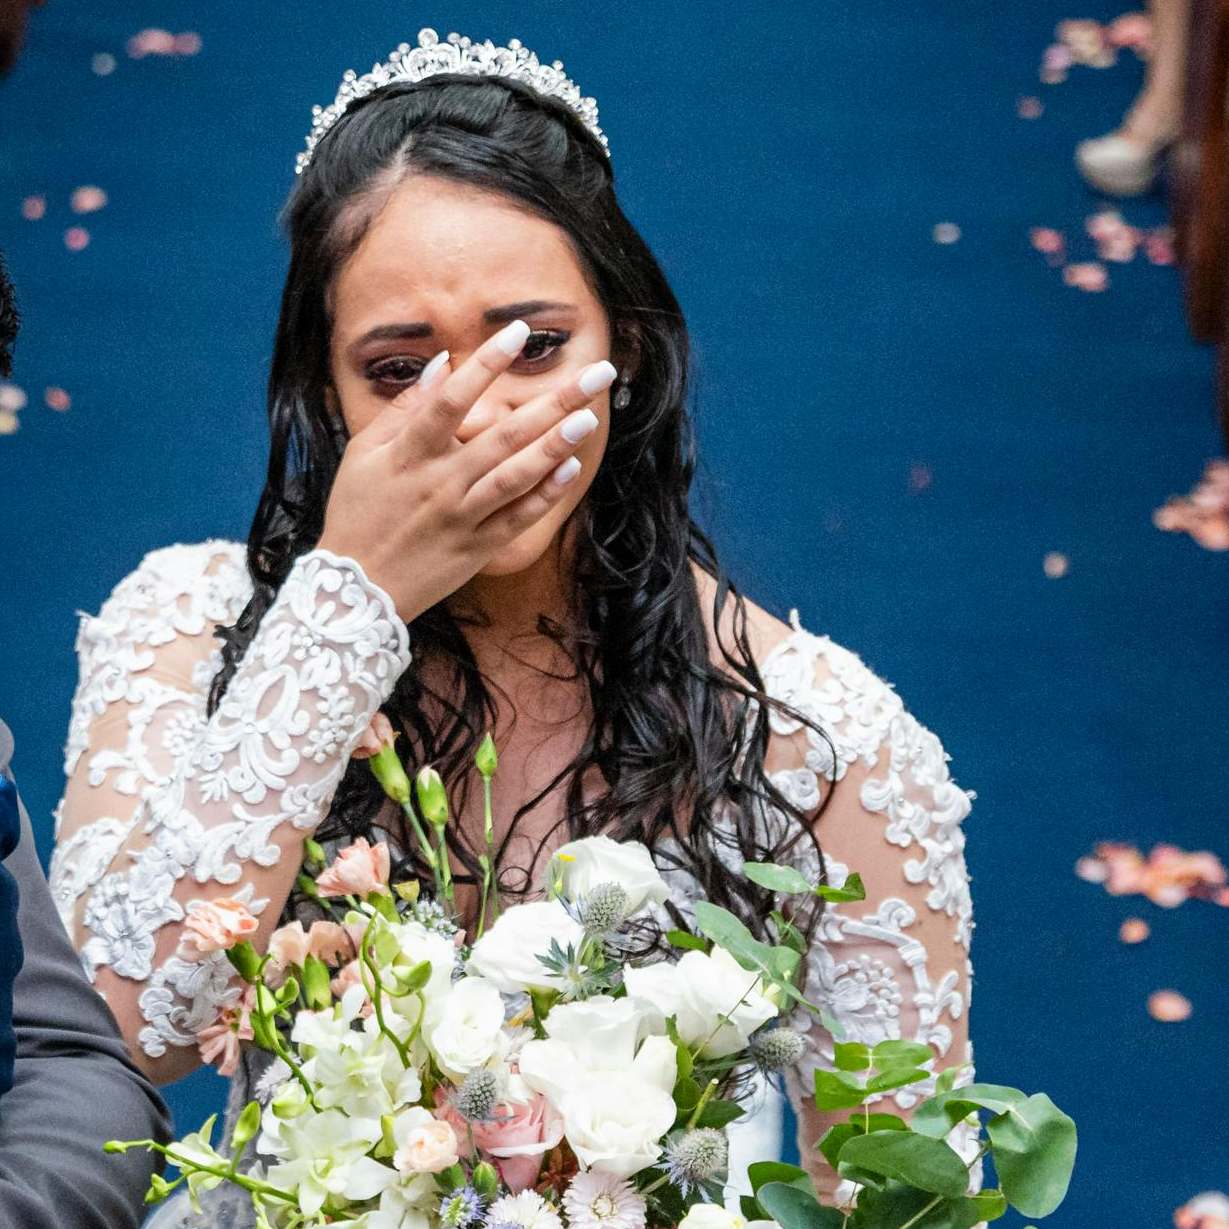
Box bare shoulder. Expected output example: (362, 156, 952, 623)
(691, 562, 796, 673)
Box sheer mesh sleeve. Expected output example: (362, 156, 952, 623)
(760, 619, 981, 1206)
(50, 540, 411, 1080)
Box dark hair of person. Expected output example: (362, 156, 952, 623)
(208, 72, 837, 957)
(0, 252, 19, 379)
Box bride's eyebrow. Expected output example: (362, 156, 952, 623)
(349, 301, 580, 353)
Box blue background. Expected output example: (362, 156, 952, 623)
(2, 3, 1227, 1224)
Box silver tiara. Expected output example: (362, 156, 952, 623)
(296, 27, 609, 175)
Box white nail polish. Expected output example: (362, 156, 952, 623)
(560, 408, 599, 444)
(578, 360, 617, 396)
(552, 456, 582, 485)
(494, 319, 532, 356)
(419, 350, 450, 389)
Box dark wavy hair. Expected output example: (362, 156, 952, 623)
(209, 70, 836, 949)
(0, 252, 18, 379)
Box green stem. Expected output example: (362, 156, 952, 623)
(132, 1140, 296, 1205)
(400, 800, 444, 900)
(435, 824, 453, 902)
(360, 927, 412, 1068)
(687, 1078, 720, 1129)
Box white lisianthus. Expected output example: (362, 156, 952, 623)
(551, 836, 669, 915)
(466, 900, 585, 994)
(623, 946, 777, 1058)
(363, 1173, 437, 1229)
(262, 1109, 392, 1218)
(424, 976, 507, 1080)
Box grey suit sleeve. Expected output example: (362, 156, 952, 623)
(0, 721, 172, 1229)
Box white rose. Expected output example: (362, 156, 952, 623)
(519, 1004, 675, 1108)
(557, 1074, 677, 1178)
(551, 836, 669, 915)
(679, 1208, 777, 1229)
(623, 946, 777, 1058)
(425, 976, 507, 1080)
(466, 900, 586, 994)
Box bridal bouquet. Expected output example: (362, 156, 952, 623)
(108, 730, 1077, 1229)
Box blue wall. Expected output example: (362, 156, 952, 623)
(2, 4, 1226, 1224)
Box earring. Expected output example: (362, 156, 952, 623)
(613, 372, 631, 410)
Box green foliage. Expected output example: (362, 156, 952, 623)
(814, 872, 866, 903)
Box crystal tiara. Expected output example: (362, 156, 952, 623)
(296, 27, 609, 175)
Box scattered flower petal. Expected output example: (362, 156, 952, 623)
(1063, 261, 1108, 292)
(1043, 551, 1069, 578)
(1107, 12, 1154, 57)
(1017, 95, 1044, 119)
(1145, 228, 1175, 265)
(70, 186, 107, 214)
(1078, 841, 1229, 906)
(1147, 989, 1192, 1022)
(932, 222, 961, 245)
(1029, 227, 1065, 263)
(0, 383, 28, 413)
(64, 226, 90, 252)
(0, 410, 18, 435)
(1154, 459, 1229, 550)
(44, 387, 70, 412)
(91, 52, 117, 76)
(174, 32, 203, 56)
(21, 195, 45, 221)
(908, 462, 933, 493)
(127, 28, 175, 58)
(1118, 917, 1149, 943)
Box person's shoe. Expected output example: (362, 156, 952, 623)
(1075, 131, 1172, 196)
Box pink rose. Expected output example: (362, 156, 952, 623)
(308, 920, 354, 966)
(437, 1088, 564, 1192)
(182, 897, 259, 954)
(315, 837, 392, 898)
(396, 1116, 460, 1175)
(351, 712, 397, 761)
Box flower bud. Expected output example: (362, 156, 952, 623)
(226, 939, 262, 983)
(230, 1100, 262, 1150)
(370, 742, 412, 805)
(472, 1161, 499, 1201)
(416, 766, 449, 828)
(301, 955, 332, 1011)
(475, 732, 498, 780)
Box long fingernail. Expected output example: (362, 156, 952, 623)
(494, 319, 532, 356)
(419, 349, 450, 389)
(560, 408, 599, 444)
(578, 360, 617, 396)
(552, 456, 582, 485)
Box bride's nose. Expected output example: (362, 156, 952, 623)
(453, 394, 515, 443)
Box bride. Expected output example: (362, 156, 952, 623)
(49, 28, 978, 1226)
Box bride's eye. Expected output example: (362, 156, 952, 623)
(364, 330, 571, 392)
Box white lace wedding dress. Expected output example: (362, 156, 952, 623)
(49, 541, 981, 1227)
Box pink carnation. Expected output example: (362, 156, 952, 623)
(352, 711, 397, 760)
(315, 837, 391, 897)
(268, 920, 311, 970)
(308, 920, 354, 966)
(182, 896, 259, 954)
(197, 987, 255, 1077)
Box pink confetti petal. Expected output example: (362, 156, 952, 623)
(1017, 95, 1044, 119)
(1063, 262, 1109, 292)
(0, 410, 18, 435)
(1029, 226, 1065, 255)
(127, 28, 176, 58)
(64, 226, 90, 252)
(21, 195, 45, 221)
(173, 32, 202, 56)
(70, 186, 107, 214)
(1118, 917, 1150, 943)
(1043, 551, 1069, 578)
(932, 222, 961, 245)
(1147, 989, 1191, 1022)
(908, 463, 933, 493)
(44, 387, 70, 411)
(91, 52, 116, 76)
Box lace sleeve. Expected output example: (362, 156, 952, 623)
(49, 541, 411, 1082)
(761, 624, 980, 1206)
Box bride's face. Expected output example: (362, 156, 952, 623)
(327, 174, 614, 579)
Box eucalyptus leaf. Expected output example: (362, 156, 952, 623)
(747, 1161, 812, 1194)
(695, 1099, 746, 1129)
(771, 910, 808, 954)
(871, 1039, 934, 1068)
(850, 1184, 1004, 1229)
(817, 1115, 907, 1170)
(814, 1068, 868, 1111)
(910, 1083, 1028, 1139)
(819, 1007, 848, 1042)
(814, 872, 866, 903)
(865, 1066, 930, 1095)
(666, 929, 709, 953)
(837, 1131, 969, 1197)
(757, 1182, 846, 1229)
(986, 1093, 1077, 1217)
(834, 1042, 872, 1072)
(743, 861, 814, 895)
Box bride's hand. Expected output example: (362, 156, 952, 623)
(318, 318, 615, 622)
